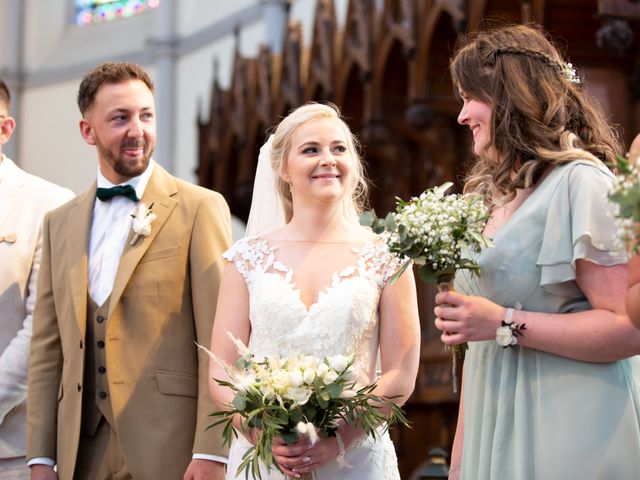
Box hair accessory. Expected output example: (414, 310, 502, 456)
(562, 62, 580, 84)
(495, 302, 526, 348)
(493, 47, 581, 85)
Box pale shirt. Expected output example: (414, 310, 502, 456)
(0, 154, 9, 179)
(28, 160, 226, 468)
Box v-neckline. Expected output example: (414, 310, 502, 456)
(485, 166, 562, 241)
(258, 239, 369, 314)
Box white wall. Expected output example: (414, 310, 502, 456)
(19, 78, 95, 192)
(0, 1, 9, 67)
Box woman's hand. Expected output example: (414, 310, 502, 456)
(271, 435, 339, 477)
(434, 290, 505, 345)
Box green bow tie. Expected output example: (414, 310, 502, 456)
(96, 185, 139, 202)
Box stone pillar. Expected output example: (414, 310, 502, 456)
(150, 0, 178, 172)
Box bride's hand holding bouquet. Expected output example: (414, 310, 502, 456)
(200, 336, 408, 480)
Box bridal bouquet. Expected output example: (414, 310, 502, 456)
(609, 154, 640, 253)
(360, 182, 493, 391)
(201, 338, 408, 480)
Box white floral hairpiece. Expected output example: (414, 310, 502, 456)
(130, 202, 156, 245)
(563, 62, 580, 84)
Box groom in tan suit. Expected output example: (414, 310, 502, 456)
(26, 63, 231, 480)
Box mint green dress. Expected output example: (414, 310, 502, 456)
(455, 161, 640, 480)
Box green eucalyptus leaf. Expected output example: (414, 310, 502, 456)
(233, 395, 247, 411)
(418, 264, 439, 285)
(359, 210, 377, 227)
(384, 212, 396, 230)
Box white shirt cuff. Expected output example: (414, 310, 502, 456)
(192, 453, 227, 464)
(27, 457, 55, 467)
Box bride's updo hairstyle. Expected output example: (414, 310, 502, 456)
(270, 102, 368, 222)
(450, 24, 621, 206)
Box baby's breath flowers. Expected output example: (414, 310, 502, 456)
(360, 182, 493, 392)
(199, 338, 408, 480)
(360, 182, 492, 286)
(609, 155, 640, 253)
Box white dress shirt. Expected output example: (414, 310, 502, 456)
(88, 162, 154, 306)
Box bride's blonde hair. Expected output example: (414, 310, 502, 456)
(270, 102, 369, 222)
(450, 24, 621, 206)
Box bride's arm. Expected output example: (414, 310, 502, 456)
(376, 266, 422, 405)
(435, 260, 640, 362)
(339, 266, 421, 447)
(208, 262, 253, 434)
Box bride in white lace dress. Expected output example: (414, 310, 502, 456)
(208, 103, 421, 479)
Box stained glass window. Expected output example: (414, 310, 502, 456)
(75, 0, 160, 26)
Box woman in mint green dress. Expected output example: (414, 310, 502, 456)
(434, 24, 640, 480)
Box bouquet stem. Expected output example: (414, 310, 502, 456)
(437, 281, 466, 394)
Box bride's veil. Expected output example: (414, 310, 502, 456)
(245, 135, 286, 237)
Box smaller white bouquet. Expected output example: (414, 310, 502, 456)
(609, 155, 640, 253)
(360, 182, 493, 391)
(201, 337, 408, 480)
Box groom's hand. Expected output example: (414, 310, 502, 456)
(183, 459, 225, 480)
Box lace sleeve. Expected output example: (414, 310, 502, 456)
(222, 237, 275, 281)
(358, 234, 405, 286)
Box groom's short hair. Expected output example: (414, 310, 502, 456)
(0, 78, 10, 110)
(77, 61, 154, 115)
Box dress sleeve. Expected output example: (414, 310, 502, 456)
(362, 234, 405, 286)
(222, 237, 272, 281)
(537, 162, 627, 291)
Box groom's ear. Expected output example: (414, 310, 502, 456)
(79, 118, 96, 145)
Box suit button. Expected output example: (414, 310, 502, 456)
(98, 391, 107, 400)
(77, 383, 82, 392)
(96, 315, 105, 323)
(79, 340, 83, 349)
(97, 340, 105, 348)
(98, 366, 106, 374)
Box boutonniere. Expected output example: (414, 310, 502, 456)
(130, 202, 156, 245)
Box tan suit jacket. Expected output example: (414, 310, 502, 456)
(0, 157, 73, 459)
(27, 165, 231, 479)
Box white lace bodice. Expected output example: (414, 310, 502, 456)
(222, 235, 401, 383)
(222, 234, 403, 480)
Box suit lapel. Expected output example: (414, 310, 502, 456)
(67, 184, 96, 336)
(0, 159, 25, 228)
(108, 166, 177, 319)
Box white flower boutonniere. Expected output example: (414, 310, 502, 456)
(130, 202, 156, 245)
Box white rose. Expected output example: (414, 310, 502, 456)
(495, 326, 514, 347)
(322, 370, 339, 385)
(316, 363, 330, 378)
(285, 386, 313, 405)
(270, 370, 290, 391)
(302, 368, 316, 385)
(288, 369, 304, 388)
(339, 389, 357, 399)
(327, 354, 350, 373)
